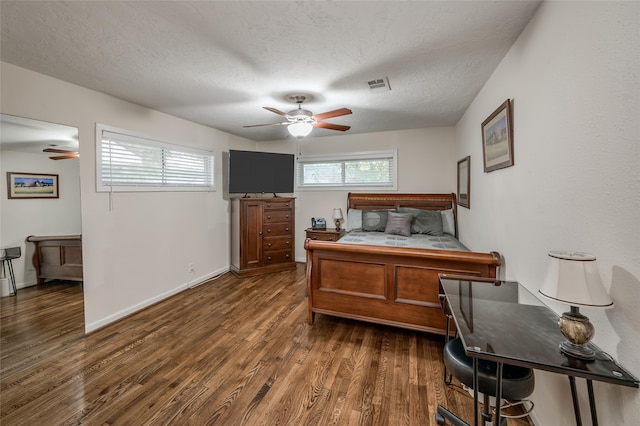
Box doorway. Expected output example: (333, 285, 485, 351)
(0, 114, 83, 325)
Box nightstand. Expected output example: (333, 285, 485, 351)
(305, 228, 346, 242)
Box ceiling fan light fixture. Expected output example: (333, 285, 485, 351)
(287, 121, 313, 138)
(289, 108, 313, 119)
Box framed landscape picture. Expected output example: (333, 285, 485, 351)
(7, 172, 59, 199)
(481, 99, 514, 172)
(457, 156, 470, 208)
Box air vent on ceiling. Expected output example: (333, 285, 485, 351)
(367, 76, 391, 93)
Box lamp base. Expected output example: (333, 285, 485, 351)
(558, 306, 596, 362)
(559, 341, 596, 361)
(334, 219, 341, 231)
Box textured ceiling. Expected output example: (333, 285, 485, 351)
(0, 114, 79, 154)
(0, 1, 541, 142)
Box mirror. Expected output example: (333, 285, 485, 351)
(0, 114, 83, 326)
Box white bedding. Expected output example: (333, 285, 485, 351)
(338, 230, 469, 251)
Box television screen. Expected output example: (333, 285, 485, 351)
(228, 150, 295, 195)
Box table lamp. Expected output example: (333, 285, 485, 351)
(333, 208, 343, 231)
(538, 251, 613, 361)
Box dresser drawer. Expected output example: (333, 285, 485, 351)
(264, 223, 292, 236)
(264, 200, 293, 210)
(307, 232, 338, 241)
(305, 228, 345, 242)
(263, 209, 292, 223)
(264, 236, 293, 250)
(263, 250, 293, 264)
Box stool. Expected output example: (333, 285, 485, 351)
(437, 338, 535, 425)
(1, 247, 21, 296)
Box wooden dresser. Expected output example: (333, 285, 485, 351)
(231, 197, 296, 277)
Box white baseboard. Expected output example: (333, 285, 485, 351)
(15, 280, 38, 290)
(85, 265, 230, 334)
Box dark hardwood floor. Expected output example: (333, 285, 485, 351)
(1, 264, 532, 425)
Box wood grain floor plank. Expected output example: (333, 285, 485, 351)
(1, 266, 533, 425)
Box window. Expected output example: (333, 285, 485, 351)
(96, 124, 214, 192)
(297, 150, 397, 190)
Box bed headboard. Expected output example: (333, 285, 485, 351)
(347, 192, 458, 237)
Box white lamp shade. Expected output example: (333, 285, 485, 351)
(287, 122, 313, 138)
(332, 208, 343, 220)
(539, 251, 613, 308)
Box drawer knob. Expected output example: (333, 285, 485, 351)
(285, 215, 289, 218)
(285, 228, 289, 232)
(312, 236, 317, 240)
(267, 215, 271, 219)
(285, 254, 290, 258)
(267, 229, 271, 233)
(267, 256, 272, 261)
(329, 237, 334, 241)
(287, 241, 290, 245)
(267, 243, 272, 247)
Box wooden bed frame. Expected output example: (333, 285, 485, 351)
(304, 193, 501, 335)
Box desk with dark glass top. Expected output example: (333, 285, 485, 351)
(438, 275, 638, 426)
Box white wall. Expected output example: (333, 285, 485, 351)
(259, 126, 457, 261)
(0, 150, 81, 287)
(0, 62, 255, 332)
(456, 2, 639, 425)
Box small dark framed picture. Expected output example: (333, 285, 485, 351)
(6, 172, 59, 199)
(482, 99, 514, 172)
(457, 156, 470, 208)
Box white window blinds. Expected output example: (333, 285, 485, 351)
(297, 150, 397, 190)
(96, 125, 215, 192)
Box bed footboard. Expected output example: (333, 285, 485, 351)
(304, 239, 500, 335)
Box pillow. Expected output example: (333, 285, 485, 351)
(384, 212, 413, 237)
(441, 209, 456, 236)
(397, 207, 444, 236)
(346, 209, 362, 231)
(362, 210, 392, 232)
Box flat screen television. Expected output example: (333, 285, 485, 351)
(228, 150, 295, 195)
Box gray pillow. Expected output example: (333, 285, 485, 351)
(441, 208, 455, 236)
(398, 207, 444, 236)
(346, 208, 362, 231)
(362, 210, 391, 232)
(384, 212, 413, 237)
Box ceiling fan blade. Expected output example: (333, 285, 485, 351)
(314, 122, 351, 132)
(243, 122, 286, 128)
(49, 154, 79, 160)
(263, 107, 289, 117)
(311, 108, 352, 121)
(43, 148, 77, 154)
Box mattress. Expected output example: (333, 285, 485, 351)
(338, 231, 469, 251)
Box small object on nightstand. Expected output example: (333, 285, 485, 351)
(332, 208, 343, 231)
(306, 228, 345, 242)
(311, 217, 326, 229)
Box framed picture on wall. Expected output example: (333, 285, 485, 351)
(482, 99, 514, 172)
(6, 172, 59, 199)
(457, 156, 470, 208)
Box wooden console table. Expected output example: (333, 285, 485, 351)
(26, 235, 83, 284)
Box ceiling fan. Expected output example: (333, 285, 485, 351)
(43, 147, 79, 160)
(244, 95, 352, 138)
